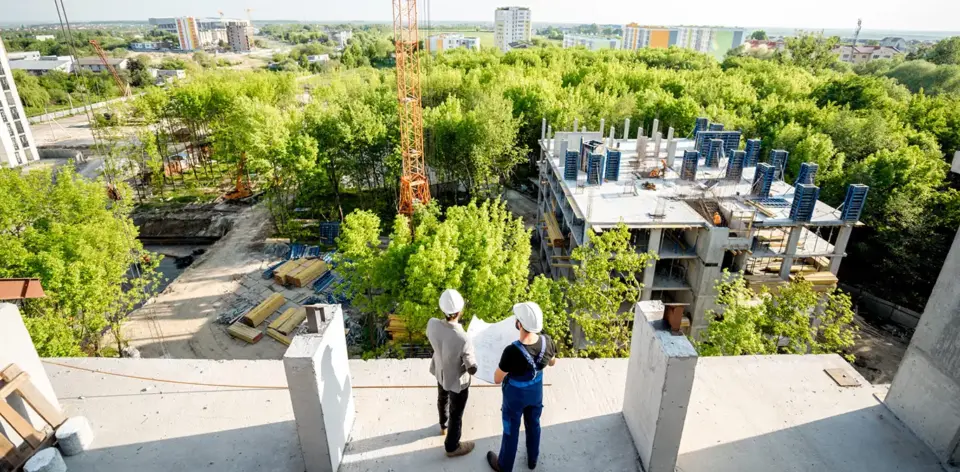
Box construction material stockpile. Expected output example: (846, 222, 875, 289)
(241, 293, 286, 327)
(273, 259, 307, 285)
(286, 260, 328, 288)
(266, 307, 308, 345)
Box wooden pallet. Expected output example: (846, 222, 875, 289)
(1, 364, 66, 472)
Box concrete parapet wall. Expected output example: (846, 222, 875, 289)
(0, 303, 62, 437)
(283, 305, 355, 472)
(622, 301, 698, 472)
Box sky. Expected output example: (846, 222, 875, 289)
(4, 0, 959, 32)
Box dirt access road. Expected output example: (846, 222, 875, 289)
(122, 204, 305, 359)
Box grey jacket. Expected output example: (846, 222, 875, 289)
(426, 318, 477, 393)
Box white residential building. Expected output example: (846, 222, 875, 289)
(563, 35, 620, 51)
(77, 57, 129, 73)
(0, 40, 40, 168)
(35, 35, 55, 42)
(494, 7, 532, 52)
(834, 45, 902, 64)
(427, 34, 481, 53)
(333, 31, 353, 50)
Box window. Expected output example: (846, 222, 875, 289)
(0, 77, 8, 91)
(14, 151, 22, 165)
(20, 135, 28, 148)
(15, 121, 23, 135)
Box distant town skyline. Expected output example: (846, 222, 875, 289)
(4, 0, 958, 32)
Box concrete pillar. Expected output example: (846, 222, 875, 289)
(666, 127, 674, 142)
(600, 118, 605, 135)
(652, 119, 659, 138)
(665, 139, 678, 168)
(623, 301, 698, 472)
(541, 118, 546, 140)
(624, 118, 631, 140)
(642, 229, 663, 301)
(609, 126, 616, 147)
(828, 225, 853, 274)
(573, 118, 578, 132)
(653, 132, 662, 159)
(0, 304, 62, 437)
(887, 226, 960, 465)
(637, 136, 648, 157)
(283, 304, 355, 472)
(778, 227, 803, 280)
(546, 125, 552, 151)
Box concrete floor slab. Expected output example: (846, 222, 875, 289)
(41, 355, 944, 472)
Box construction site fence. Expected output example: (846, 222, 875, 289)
(840, 283, 922, 330)
(28, 93, 142, 124)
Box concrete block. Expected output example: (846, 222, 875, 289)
(0, 304, 62, 436)
(623, 301, 698, 472)
(24, 447, 67, 472)
(284, 305, 355, 472)
(56, 415, 94, 456)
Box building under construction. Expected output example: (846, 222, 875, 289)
(536, 117, 869, 337)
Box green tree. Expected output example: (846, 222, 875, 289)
(0, 166, 161, 356)
(749, 30, 768, 41)
(695, 272, 770, 356)
(783, 34, 840, 70)
(565, 223, 654, 357)
(925, 36, 960, 65)
(11, 70, 51, 110)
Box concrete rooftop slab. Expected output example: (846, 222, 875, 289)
(42, 355, 943, 472)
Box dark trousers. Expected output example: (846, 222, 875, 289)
(437, 383, 470, 452)
(498, 381, 543, 470)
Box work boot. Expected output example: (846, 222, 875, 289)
(486, 451, 502, 471)
(528, 458, 537, 470)
(445, 441, 475, 457)
(440, 426, 447, 436)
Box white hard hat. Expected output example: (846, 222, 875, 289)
(513, 302, 543, 334)
(439, 289, 465, 316)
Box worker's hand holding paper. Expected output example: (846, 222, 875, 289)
(466, 316, 517, 384)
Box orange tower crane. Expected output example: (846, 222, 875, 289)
(392, 0, 430, 217)
(89, 40, 131, 98)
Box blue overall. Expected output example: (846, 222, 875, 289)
(498, 338, 545, 471)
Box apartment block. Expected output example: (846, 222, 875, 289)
(333, 31, 353, 51)
(536, 117, 867, 339)
(426, 34, 481, 53)
(562, 35, 620, 51)
(494, 7, 532, 52)
(0, 40, 39, 168)
(226, 22, 253, 52)
(622, 23, 745, 59)
(834, 45, 901, 64)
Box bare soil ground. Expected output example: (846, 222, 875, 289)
(849, 314, 910, 384)
(121, 204, 315, 359)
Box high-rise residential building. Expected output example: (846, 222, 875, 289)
(333, 31, 353, 51)
(620, 24, 745, 59)
(175, 17, 203, 51)
(226, 22, 253, 52)
(494, 7, 532, 52)
(562, 35, 620, 51)
(0, 40, 39, 168)
(426, 34, 481, 54)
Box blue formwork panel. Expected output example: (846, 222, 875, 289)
(564, 150, 579, 181)
(681, 150, 700, 181)
(705, 139, 723, 167)
(745, 139, 761, 167)
(796, 162, 819, 185)
(587, 153, 603, 185)
(841, 184, 870, 222)
(694, 117, 710, 135)
(696, 130, 741, 155)
(721, 131, 742, 154)
(726, 150, 746, 181)
(769, 149, 789, 179)
(605, 149, 621, 182)
(319, 221, 341, 246)
(708, 123, 725, 131)
(790, 183, 820, 222)
(753, 163, 775, 197)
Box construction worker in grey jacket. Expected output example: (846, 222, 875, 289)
(427, 288, 478, 457)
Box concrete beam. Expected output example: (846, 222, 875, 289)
(779, 227, 803, 280)
(829, 225, 853, 274)
(622, 301, 698, 472)
(283, 305, 355, 472)
(887, 226, 960, 464)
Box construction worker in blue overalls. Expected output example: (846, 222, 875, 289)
(487, 302, 557, 471)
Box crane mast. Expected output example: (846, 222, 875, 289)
(392, 0, 430, 217)
(89, 40, 131, 98)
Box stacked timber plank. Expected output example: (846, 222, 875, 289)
(266, 307, 307, 345)
(743, 274, 787, 294)
(241, 293, 285, 327)
(273, 259, 307, 285)
(227, 322, 264, 343)
(386, 314, 424, 342)
(286, 260, 328, 288)
(542, 212, 565, 248)
(792, 271, 839, 292)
